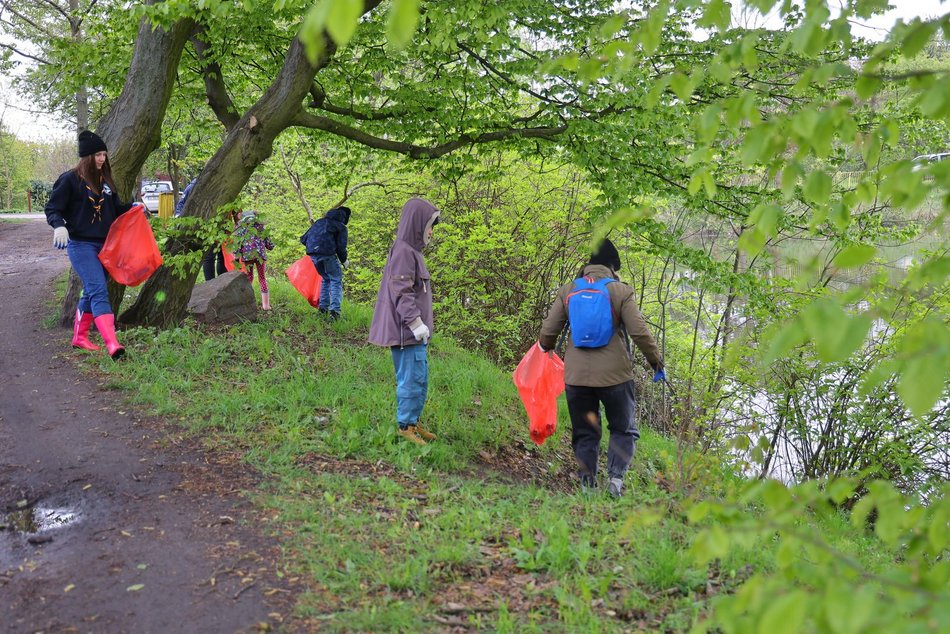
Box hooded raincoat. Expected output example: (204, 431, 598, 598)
(368, 198, 440, 348)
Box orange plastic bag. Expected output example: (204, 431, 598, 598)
(97, 204, 163, 287)
(285, 256, 322, 307)
(513, 344, 565, 445)
(221, 243, 245, 273)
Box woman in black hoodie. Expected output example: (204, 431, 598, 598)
(45, 130, 136, 359)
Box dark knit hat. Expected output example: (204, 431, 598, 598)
(78, 130, 108, 157)
(589, 238, 621, 271)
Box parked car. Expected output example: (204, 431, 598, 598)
(911, 152, 950, 171)
(140, 180, 173, 213)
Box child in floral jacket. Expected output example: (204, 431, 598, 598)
(232, 210, 275, 310)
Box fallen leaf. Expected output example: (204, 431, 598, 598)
(82, 484, 92, 491)
(126, 584, 144, 592)
(64, 584, 75, 593)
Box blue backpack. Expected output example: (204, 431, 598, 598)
(566, 276, 616, 348)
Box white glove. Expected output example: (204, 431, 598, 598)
(342, 259, 350, 269)
(53, 226, 70, 249)
(411, 323, 430, 344)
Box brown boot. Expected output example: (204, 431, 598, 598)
(397, 427, 426, 445)
(414, 424, 437, 441)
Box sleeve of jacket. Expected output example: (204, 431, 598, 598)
(337, 225, 348, 264)
(44, 172, 72, 229)
(388, 248, 421, 328)
(539, 286, 568, 351)
(619, 288, 663, 370)
(174, 182, 193, 215)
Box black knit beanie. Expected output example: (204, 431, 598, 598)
(589, 238, 622, 271)
(77, 130, 107, 157)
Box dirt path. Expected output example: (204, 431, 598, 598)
(0, 221, 290, 633)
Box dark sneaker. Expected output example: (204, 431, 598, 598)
(329, 311, 341, 321)
(317, 307, 329, 316)
(607, 477, 624, 499)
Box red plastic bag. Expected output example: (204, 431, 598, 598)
(513, 344, 565, 445)
(285, 256, 322, 307)
(97, 204, 163, 287)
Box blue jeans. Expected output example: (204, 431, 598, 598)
(312, 255, 343, 312)
(565, 380, 639, 484)
(67, 239, 111, 316)
(391, 344, 428, 429)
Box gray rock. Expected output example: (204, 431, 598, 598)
(187, 271, 257, 324)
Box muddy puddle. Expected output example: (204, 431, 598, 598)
(1, 490, 97, 566)
(3, 503, 82, 534)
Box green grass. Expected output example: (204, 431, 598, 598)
(69, 277, 896, 631)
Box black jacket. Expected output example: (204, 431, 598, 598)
(45, 171, 134, 241)
(300, 207, 350, 262)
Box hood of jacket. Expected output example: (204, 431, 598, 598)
(327, 207, 350, 225)
(395, 198, 439, 251)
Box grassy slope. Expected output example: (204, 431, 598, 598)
(79, 278, 889, 632)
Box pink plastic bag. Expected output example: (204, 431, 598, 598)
(285, 256, 322, 307)
(513, 345, 565, 445)
(97, 204, 163, 287)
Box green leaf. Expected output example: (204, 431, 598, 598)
(757, 590, 807, 634)
(762, 320, 807, 365)
(699, 0, 731, 31)
(802, 301, 871, 363)
(688, 169, 706, 196)
(670, 72, 694, 102)
(855, 74, 883, 100)
(738, 227, 767, 257)
(126, 584, 145, 592)
(907, 256, 950, 290)
(386, 0, 420, 50)
(325, 0, 361, 48)
(299, 1, 330, 64)
(898, 355, 946, 417)
(832, 244, 876, 268)
(804, 170, 832, 205)
(901, 20, 939, 58)
(741, 125, 772, 165)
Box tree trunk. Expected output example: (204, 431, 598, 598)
(59, 8, 194, 322)
(122, 37, 330, 328)
(97, 13, 196, 200)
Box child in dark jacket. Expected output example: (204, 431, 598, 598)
(300, 206, 351, 319)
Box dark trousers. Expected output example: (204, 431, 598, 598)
(565, 380, 639, 485)
(201, 247, 226, 281)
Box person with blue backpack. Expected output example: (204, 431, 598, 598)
(300, 206, 352, 319)
(538, 238, 665, 498)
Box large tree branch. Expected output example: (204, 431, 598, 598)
(192, 31, 240, 131)
(0, 41, 52, 65)
(292, 110, 567, 159)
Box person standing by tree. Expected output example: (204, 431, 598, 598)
(44, 130, 138, 360)
(300, 205, 351, 320)
(232, 210, 274, 310)
(369, 198, 441, 445)
(175, 173, 229, 281)
(538, 238, 665, 498)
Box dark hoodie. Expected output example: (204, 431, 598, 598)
(45, 171, 134, 242)
(368, 198, 440, 347)
(300, 206, 351, 262)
